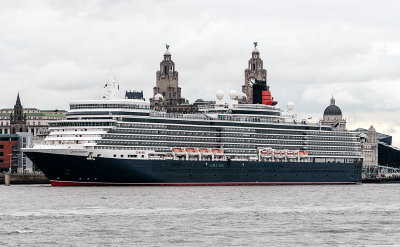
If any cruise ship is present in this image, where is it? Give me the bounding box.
[23,79,362,186]
[24,45,362,185]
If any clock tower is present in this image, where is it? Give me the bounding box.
[242,42,267,103]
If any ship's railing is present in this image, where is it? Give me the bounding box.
[150,112,213,120]
[30,144,86,149]
[197,103,279,111]
[232,104,279,111]
[150,110,326,127]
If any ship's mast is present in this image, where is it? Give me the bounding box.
[104,77,118,100]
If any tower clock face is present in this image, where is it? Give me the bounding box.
[248,77,256,87]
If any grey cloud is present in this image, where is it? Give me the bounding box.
[1,0,400,145]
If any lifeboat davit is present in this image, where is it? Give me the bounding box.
[274,150,285,159]
[260,148,273,158]
[286,150,298,159]
[164,153,174,160]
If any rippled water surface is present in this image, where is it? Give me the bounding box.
[1,184,399,246]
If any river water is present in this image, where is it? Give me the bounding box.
[0,184,399,246]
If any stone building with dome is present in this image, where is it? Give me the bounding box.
[321,96,346,130]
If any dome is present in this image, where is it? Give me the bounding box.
[164,50,171,55]
[323,96,342,116]
[239,92,247,100]
[154,93,164,101]
[252,48,259,53]
[229,90,238,100]
[323,105,342,116]
[216,90,224,100]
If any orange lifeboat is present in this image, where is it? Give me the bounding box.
[186,148,199,155]
[299,151,308,157]
[172,148,185,156]
[199,148,212,155]
[211,149,224,154]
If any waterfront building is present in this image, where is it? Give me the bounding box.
[241,43,267,104]
[321,96,346,130]
[9,94,28,134]
[378,142,400,168]
[0,134,19,172]
[0,95,66,143]
[150,45,189,108]
[16,132,34,173]
[355,127,399,168]
[360,126,378,166]
[0,133,35,173]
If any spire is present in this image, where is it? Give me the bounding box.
[16,93,21,105]
[330,95,335,105]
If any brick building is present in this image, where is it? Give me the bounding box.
[0,134,19,172]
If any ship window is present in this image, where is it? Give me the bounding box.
[113,154,117,157]
[121,155,124,157]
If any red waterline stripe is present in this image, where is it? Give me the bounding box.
[50,180,358,186]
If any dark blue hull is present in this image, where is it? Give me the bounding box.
[25,152,362,185]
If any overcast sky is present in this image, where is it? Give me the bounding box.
[1,0,399,147]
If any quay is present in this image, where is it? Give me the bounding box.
[1,172,49,185]
[362,164,400,183]
[363,177,400,183]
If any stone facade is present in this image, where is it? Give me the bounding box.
[151,48,188,108]
[0,108,66,143]
[9,94,28,134]
[361,126,378,166]
[321,96,346,130]
[242,47,267,104]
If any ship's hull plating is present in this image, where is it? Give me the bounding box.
[25,151,362,186]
